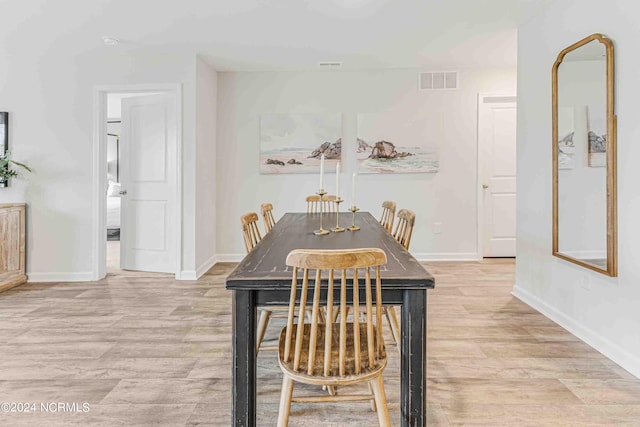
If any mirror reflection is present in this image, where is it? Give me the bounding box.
[557,40,607,269]
[553,34,616,276]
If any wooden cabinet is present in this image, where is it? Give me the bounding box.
[0,203,26,293]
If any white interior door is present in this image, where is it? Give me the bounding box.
[479,95,517,257]
[120,93,176,273]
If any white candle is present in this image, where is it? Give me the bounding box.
[351,173,356,207]
[336,163,341,198]
[319,154,325,190]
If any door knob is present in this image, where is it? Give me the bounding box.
[482,184,489,189]
[119,190,127,195]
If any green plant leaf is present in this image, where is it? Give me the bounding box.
[9,160,32,172]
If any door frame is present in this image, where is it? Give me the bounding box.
[476,93,517,260]
[92,83,183,280]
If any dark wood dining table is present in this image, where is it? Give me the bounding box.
[226,212,435,426]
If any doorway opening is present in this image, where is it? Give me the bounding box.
[477,94,517,259]
[92,84,183,280]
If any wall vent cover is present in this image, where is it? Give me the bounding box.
[318,61,342,68]
[419,71,458,90]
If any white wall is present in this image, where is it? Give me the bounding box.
[515,0,640,378]
[195,58,218,276]
[216,68,516,259]
[0,5,201,280]
[106,92,160,120]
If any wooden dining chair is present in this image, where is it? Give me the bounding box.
[392,209,415,251]
[380,208,417,354]
[306,194,338,213]
[241,212,262,252]
[277,248,391,427]
[241,212,277,353]
[379,201,396,232]
[261,203,276,233]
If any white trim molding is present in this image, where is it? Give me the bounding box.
[177,254,218,280]
[92,83,183,281]
[28,272,94,283]
[215,254,245,263]
[196,254,217,278]
[513,285,640,379]
[178,271,197,281]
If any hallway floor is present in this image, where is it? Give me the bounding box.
[0,259,638,426]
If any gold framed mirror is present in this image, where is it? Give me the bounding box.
[552,33,617,276]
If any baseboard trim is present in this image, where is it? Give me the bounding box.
[512,284,640,379]
[412,252,479,262]
[215,253,245,263]
[196,254,217,278]
[27,272,94,283]
[177,270,197,280]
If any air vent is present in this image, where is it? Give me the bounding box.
[419,71,458,91]
[318,61,342,68]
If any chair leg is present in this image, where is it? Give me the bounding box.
[369,375,391,427]
[256,309,272,354]
[277,376,295,427]
[386,306,401,357]
[383,308,397,345]
[367,382,377,412]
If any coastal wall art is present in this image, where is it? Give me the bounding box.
[587,105,606,167]
[260,113,342,174]
[356,111,440,173]
[557,107,575,170]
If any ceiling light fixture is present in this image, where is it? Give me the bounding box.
[102,36,120,46]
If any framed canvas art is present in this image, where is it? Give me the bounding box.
[356,111,439,174]
[260,113,342,174]
[557,107,575,170]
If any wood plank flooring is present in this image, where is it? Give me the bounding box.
[0,259,638,426]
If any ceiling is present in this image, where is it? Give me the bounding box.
[4,0,555,70]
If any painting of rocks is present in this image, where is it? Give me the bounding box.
[260,113,342,174]
[356,112,439,173]
[587,106,606,167]
[558,107,575,170]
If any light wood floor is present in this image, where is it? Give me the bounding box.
[0,259,638,426]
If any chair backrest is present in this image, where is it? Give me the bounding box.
[379,201,396,232]
[306,194,338,213]
[241,212,262,253]
[392,209,415,250]
[283,248,387,378]
[261,203,276,233]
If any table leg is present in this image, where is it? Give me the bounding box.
[401,289,427,427]
[232,290,256,427]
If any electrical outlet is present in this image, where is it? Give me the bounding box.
[433,222,442,234]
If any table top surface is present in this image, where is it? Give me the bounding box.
[226,212,435,290]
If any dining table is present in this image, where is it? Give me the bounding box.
[226,211,435,426]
